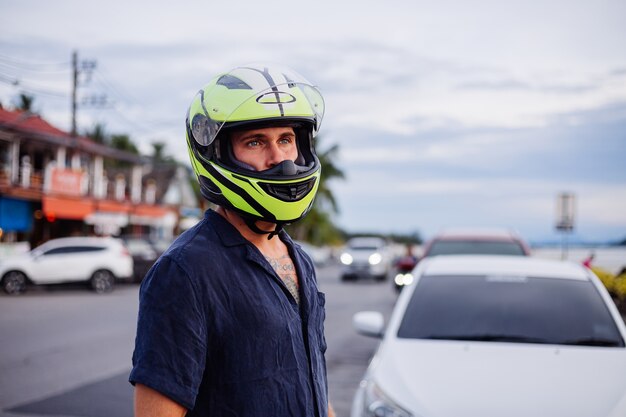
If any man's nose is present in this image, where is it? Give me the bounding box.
[266,143,284,167]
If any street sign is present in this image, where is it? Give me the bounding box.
[556,192,575,232]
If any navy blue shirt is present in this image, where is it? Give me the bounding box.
[129,210,328,416]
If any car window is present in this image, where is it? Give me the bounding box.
[397,275,625,347]
[43,246,106,255]
[427,240,526,256]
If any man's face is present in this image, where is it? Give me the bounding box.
[230,126,298,171]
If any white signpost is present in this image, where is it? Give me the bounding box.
[555,192,576,260]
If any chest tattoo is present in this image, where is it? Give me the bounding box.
[264,254,300,304]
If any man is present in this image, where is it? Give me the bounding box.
[130,64,334,417]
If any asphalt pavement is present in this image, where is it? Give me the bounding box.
[0,263,398,417]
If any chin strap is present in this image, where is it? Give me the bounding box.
[243,218,285,240]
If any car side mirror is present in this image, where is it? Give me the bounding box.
[353,311,385,338]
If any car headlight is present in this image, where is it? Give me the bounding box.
[340,253,353,265]
[369,253,382,265]
[362,380,412,417]
[394,273,414,286]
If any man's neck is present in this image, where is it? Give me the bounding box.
[216,207,284,254]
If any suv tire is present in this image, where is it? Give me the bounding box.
[90,270,115,294]
[2,271,27,295]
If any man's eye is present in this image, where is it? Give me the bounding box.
[246,140,260,147]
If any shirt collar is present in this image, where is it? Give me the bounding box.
[205,209,292,248]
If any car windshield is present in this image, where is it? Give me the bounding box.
[397,275,625,347]
[350,245,379,250]
[427,240,526,256]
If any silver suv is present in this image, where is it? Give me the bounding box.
[340,237,392,281]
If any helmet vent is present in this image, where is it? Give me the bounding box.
[216,74,252,90]
[259,178,316,202]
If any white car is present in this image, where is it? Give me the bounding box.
[295,241,332,266]
[0,237,133,294]
[352,255,626,417]
[340,237,392,281]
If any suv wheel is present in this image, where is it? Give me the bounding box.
[2,271,27,295]
[90,270,115,294]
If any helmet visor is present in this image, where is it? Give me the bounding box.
[189,64,324,147]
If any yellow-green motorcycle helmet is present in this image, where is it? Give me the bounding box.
[185,64,325,229]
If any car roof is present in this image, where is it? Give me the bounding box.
[37,236,119,248]
[348,236,386,244]
[421,255,589,281]
[433,228,523,241]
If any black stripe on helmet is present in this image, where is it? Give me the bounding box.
[205,162,276,221]
[242,66,285,117]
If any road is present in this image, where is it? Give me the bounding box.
[0,263,398,417]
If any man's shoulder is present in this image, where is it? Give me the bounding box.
[147,214,239,287]
[167,217,227,259]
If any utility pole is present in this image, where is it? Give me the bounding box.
[71,51,78,136]
[70,50,98,137]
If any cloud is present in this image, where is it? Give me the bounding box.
[2,0,626,242]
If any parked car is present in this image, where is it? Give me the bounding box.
[0,237,133,294]
[352,255,626,417]
[121,236,161,282]
[423,228,531,257]
[394,228,530,290]
[295,241,332,266]
[340,237,392,281]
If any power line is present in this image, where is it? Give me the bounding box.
[0,54,70,71]
[94,68,140,104]
[0,52,176,136]
[0,59,70,74]
[0,73,67,98]
[108,106,164,135]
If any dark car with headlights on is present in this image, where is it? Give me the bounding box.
[394,228,531,290]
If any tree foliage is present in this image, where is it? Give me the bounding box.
[86,123,108,144]
[14,93,36,113]
[285,136,345,246]
[86,124,141,167]
[151,141,175,163]
[111,134,138,154]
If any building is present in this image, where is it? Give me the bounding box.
[0,108,199,247]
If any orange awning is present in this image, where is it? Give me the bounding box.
[96,200,131,213]
[132,204,171,217]
[43,196,94,220]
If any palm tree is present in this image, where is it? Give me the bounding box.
[286,136,345,245]
[151,141,175,163]
[111,134,139,154]
[86,123,108,144]
[314,141,344,214]
[15,93,35,112]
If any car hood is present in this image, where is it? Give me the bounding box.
[372,339,626,417]
[346,249,383,261]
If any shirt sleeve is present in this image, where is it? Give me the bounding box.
[129,255,207,410]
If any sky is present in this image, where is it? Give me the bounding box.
[1,0,625,243]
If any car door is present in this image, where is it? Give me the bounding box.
[29,246,97,283]
[29,246,78,283]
